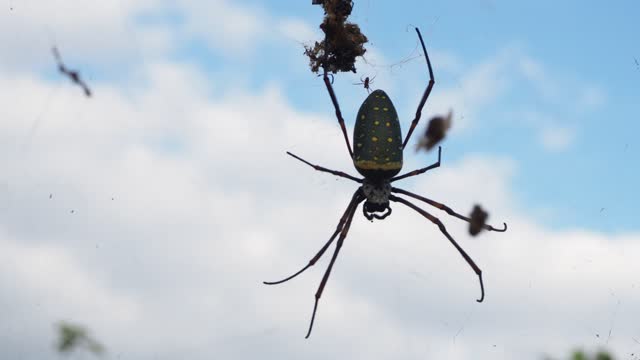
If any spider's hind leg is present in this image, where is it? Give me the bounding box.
[263,189,364,286]
[305,190,361,338]
[391,187,507,232]
[389,194,485,302]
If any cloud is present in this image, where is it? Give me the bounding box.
[539,125,576,151]
[277,18,319,44]
[0,4,628,360]
[168,0,268,55]
[577,85,606,110]
[517,55,560,101]
[0,0,160,70]
[1,55,639,360]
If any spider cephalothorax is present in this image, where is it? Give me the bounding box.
[264,27,508,338]
[361,179,391,220]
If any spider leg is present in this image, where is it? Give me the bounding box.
[286,152,363,183]
[402,27,436,150]
[51,46,62,65]
[263,190,364,286]
[391,187,507,232]
[389,194,485,302]
[77,79,92,97]
[306,192,361,338]
[322,66,354,159]
[323,68,354,159]
[319,73,334,84]
[391,146,441,182]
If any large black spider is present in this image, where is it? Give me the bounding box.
[264,27,507,338]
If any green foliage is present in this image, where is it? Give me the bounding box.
[545,349,615,360]
[569,349,613,360]
[56,321,105,357]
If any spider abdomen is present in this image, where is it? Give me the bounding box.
[353,89,403,181]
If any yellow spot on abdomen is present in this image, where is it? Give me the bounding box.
[357,143,362,147]
[387,137,393,143]
[361,115,365,120]
[373,107,380,111]
[386,122,390,127]
[383,107,389,111]
[371,136,379,142]
[374,120,380,125]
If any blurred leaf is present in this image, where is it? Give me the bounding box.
[56,321,104,357]
[595,351,613,360]
[572,350,587,360]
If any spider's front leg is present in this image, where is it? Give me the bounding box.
[322,67,354,160]
[402,27,436,150]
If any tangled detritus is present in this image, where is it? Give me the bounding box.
[306,0,368,74]
[469,204,489,236]
[416,110,453,152]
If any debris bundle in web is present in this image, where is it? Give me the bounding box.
[416,110,452,152]
[305,0,368,74]
[469,205,489,236]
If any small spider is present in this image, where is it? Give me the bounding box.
[264,27,507,338]
[353,75,375,93]
[52,47,92,97]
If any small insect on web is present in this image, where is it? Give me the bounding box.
[52,47,92,97]
[264,23,508,338]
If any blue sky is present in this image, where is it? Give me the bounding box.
[1,1,640,360]
[123,0,640,233]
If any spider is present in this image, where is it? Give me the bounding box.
[52,47,92,97]
[263,27,507,338]
[353,74,375,93]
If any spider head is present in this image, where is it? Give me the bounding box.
[361,179,392,220]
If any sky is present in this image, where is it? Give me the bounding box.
[1,0,639,359]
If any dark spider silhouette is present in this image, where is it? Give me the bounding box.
[52,47,92,97]
[264,27,507,338]
[353,75,375,93]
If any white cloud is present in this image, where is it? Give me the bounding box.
[539,125,576,151]
[578,85,606,110]
[518,55,560,101]
[420,47,516,132]
[0,0,159,70]
[0,3,627,360]
[1,57,638,360]
[172,0,268,55]
[277,18,319,44]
